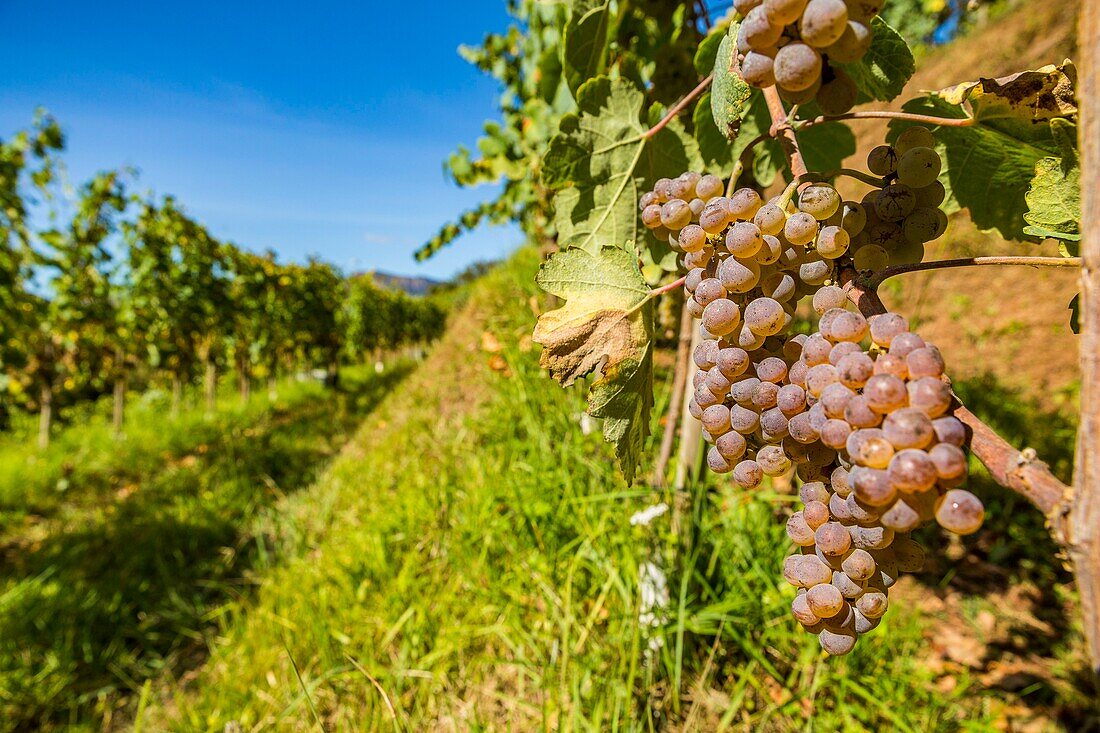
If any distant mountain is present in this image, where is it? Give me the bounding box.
[368,271,441,296]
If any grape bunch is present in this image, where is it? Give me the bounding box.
[776,300,983,654]
[850,126,948,271]
[640,171,871,489]
[732,0,884,114]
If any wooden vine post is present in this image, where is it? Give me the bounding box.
[1073,0,1100,675]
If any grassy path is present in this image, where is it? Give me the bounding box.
[0,365,412,731]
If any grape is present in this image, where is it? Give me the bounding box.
[799,183,842,220]
[868,312,908,347]
[873,352,908,380]
[693,278,726,306]
[816,225,850,258]
[867,221,903,248]
[841,549,876,581]
[741,6,784,48]
[696,174,724,200]
[820,382,855,418]
[757,234,784,265]
[754,201,787,235]
[678,224,707,253]
[807,584,846,619]
[893,126,936,155]
[805,363,840,397]
[725,221,764,258]
[788,412,819,443]
[802,333,832,366]
[641,204,663,228]
[694,384,720,409]
[752,381,780,409]
[800,0,849,47]
[744,297,786,336]
[729,404,760,434]
[853,244,889,271]
[701,299,741,336]
[823,310,868,343]
[851,465,897,506]
[897,146,942,188]
[935,489,985,534]
[836,352,874,389]
[788,359,809,388]
[886,448,938,492]
[669,176,695,201]
[718,256,761,293]
[819,627,857,656]
[661,199,692,230]
[892,535,925,572]
[800,481,830,504]
[866,145,898,176]
[820,418,852,449]
[832,570,865,600]
[774,42,823,92]
[687,398,703,421]
[844,395,881,428]
[699,199,731,234]
[761,271,797,302]
[855,590,888,618]
[741,49,777,87]
[716,347,751,378]
[683,248,711,270]
[816,71,859,116]
[863,374,908,413]
[756,356,789,384]
[881,408,935,449]
[689,198,706,217]
[907,376,951,417]
[829,341,864,368]
[880,496,921,532]
[824,20,872,62]
[792,593,821,625]
[811,285,846,314]
[848,430,895,469]
[707,446,735,473]
[777,384,807,415]
[705,367,733,396]
[906,345,945,379]
[760,407,790,438]
[784,211,819,245]
[701,404,732,435]
[929,442,967,480]
[686,299,705,319]
[932,416,967,447]
[848,524,894,550]
[914,179,946,208]
[758,444,792,476]
[889,331,926,358]
[733,459,764,488]
[738,322,768,351]
[764,0,810,24]
[903,206,948,244]
[875,184,917,222]
[729,188,764,219]
[798,253,833,286]
[693,339,719,370]
[839,200,867,236]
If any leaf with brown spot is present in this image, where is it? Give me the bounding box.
[533,247,653,484]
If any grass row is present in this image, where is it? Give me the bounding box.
[0,364,412,731]
[135,248,1093,732]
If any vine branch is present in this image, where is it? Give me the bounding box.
[650,275,687,298]
[795,110,976,131]
[645,74,714,139]
[867,256,1083,288]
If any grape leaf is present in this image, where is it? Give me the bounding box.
[543,77,702,256]
[563,3,610,97]
[837,17,915,102]
[694,21,730,76]
[890,62,1078,241]
[533,246,654,484]
[1023,119,1081,246]
[710,25,751,140]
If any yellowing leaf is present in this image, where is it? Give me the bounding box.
[533,247,653,483]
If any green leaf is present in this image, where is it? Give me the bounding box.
[694,22,730,76]
[693,92,734,175]
[533,247,654,484]
[1024,119,1081,246]
[890,62,1078,241]
[543,77,702,256]
[710,26,752,140]
[798,121,857,174]
[563,3,610,97]
[837,17,915,102]
[1069,293,1080,334]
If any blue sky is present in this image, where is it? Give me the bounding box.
[0,1,522,280]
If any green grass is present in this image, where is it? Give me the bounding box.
[0,364,412,731]
[135,248,1074,732]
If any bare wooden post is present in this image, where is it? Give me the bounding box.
[37,382,52,450]
[1072,0,1100,675]
[654,301,693,488]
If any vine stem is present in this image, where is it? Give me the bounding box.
[649,275,687,298]
[796,110,977,130]
[645,74,714,139]
[763,86,808,178]
[867,256,1083,288]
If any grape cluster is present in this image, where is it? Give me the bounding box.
[778,302,983,655]
[732,0,884,113]
[640,171,869,489]
[849,126,949,271]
